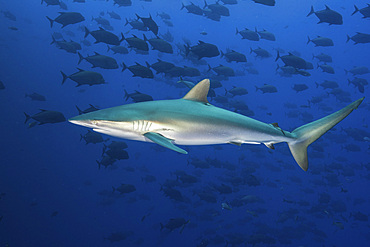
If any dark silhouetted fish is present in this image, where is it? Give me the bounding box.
[347,32,370,44]
[24,110,66,125]
[208,64,235,76]
[46,12,85,28]
[2,10,16,21]
[144,35,173,53]
[41,0,61,6]
[307,36,334,47]
[276,51,307,69]
[124,90,153,103]
[236,28,259,41]
[352,4,370,18]
[221,50,247,63]
[78,52,118,69]
[80,130,106,144]
[204,1,230,16]
[307,5,343,25]
[185,41,220,59]
[252,0,275,6]
[136,14,158,35]
[122,62,154,78]
[255,84,277,93]
[149,59,175,74]
[250,47,271,58]
[51,37,81,53]
[76,104,99,115]
[125,18,147,31]
[122,34,148,51]
[107,45,128,54]
[25,92,46,101]
[257,29,276,41]
[181,2,203,15]
[61,68,106,86]
[113,0,132,7]
[84,27,123,45]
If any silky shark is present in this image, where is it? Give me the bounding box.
[69,79,364,171]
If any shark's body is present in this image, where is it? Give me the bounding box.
[69,79,364,171]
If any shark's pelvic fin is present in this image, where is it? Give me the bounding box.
[288,97,364,171]
[182,78,210,103]
[144,132,188,154]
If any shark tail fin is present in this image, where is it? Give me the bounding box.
[288,97,364,171]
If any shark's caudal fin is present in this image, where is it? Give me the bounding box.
[288,97,364,171]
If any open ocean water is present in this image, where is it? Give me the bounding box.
[0,0,369,246]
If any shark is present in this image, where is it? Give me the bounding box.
[69,79,364,171]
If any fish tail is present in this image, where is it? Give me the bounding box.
[307,36,311,44]
[121,62,127,72]
[112,186,115,193]
[107,45,110,52]
[207,64,212,72]
[24,112,31,124]
[235,27,239,35]
[50,36,56,45]
[119,33,124,43]
[181,2,185,10]
[124,18,129,26]
[124,89,129,101]
[46,16,54,28]
[60,71,68,84]
[315,82,319,88]
[75,105,83,115]
[255,86,259,92]
[346,35,351,43]
[84,26,90,38]
[276,64,280,71]
[351,5,359,16]
[160,223,164,231]
[275,50,280,62]
[203,0,208,8]
[307,6,315,17]
[77,52,84,64]
[287,97,364,171]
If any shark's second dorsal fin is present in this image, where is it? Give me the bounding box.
[182,79,210,103]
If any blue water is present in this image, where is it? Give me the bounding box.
[0,0,369,246]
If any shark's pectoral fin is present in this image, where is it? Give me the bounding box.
[144,132,188,154]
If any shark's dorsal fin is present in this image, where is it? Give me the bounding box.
[182,79,210,103]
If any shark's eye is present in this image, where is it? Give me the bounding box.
[91,120,98,125]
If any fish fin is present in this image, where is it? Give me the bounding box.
[182,79,210,103]
[24,112,31,124]
[288,97,364,171]
[228,141,242,146]
[264,143,275,150]
[144,132,188,154]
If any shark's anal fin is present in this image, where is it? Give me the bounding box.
[264,143,275,150]
[228,141,242,146]
[144,132,188,154]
